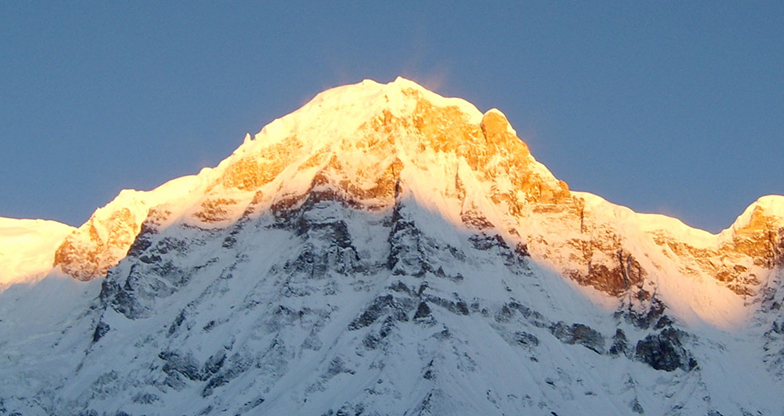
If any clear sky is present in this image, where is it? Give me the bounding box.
[2,2,782,232]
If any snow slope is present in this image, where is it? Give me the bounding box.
[0,217,74,287]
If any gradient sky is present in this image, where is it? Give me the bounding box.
[2,2,782,233]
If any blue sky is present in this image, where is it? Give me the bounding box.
[2,2,782,232]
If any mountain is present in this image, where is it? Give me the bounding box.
[1,78,783,415]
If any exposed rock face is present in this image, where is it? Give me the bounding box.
[646,202,784,297]
[549,321,606,354]
[54,206,143,281]
[634,328,697,372]
[52,176,201,281]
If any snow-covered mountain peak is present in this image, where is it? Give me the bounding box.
[239,77,482,152]
[731,195,784,234]
[54,78,550,280]
[46,78,782,313]
[202,77,567,208]
[3,78,784,415]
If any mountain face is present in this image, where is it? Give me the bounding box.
[1,78,783,416]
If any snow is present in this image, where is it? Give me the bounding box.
[0,217,74,287]
[230,78,482,161]
[730,194,784,232]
